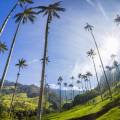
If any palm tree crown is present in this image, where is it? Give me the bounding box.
[86,71,92,77]
[58,76,63,83]
[106,66,113,71]
[16,58,27,69]
[64,82,67,87]
[0,42,8,54]
[70,76,74,80]
[69,84,73,88]
[113,60,119,68]
[34,1,65,22]
[77,80,80,84]
[18,0,33,7]
[81,74,87,80]
[78,73,82,79]
[84,23,94,31]
[14,8,36,24]
[87,49,96,58]
[114,14,120,25]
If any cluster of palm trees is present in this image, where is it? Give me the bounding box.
[57,52,120,111]
[105,54,120,86]
[84,23,112,99]
[57,72,93,108]
[56,15,120,109]
[0,1,65,120]
[84,16,120,99]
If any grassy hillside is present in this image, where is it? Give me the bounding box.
[0,83,119,120]
[43,88,120,120]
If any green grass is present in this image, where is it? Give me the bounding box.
[43,89,120,120]
[0,93,38,110]
[0,84,120,120]
[97,107,120,120]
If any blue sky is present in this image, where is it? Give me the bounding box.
[1,0,120,89]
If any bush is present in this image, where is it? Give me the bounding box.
[72,90,99,106]
[62,103,73,110]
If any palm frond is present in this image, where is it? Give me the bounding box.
[0,42,8,53]
[14,8,36,24]
[16,58,28,69]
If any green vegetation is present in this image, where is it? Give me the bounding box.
[97,107,120,120]
[43,87,120,120]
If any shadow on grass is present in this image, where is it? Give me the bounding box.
[70,97,120,120]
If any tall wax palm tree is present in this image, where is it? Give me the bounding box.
[57,76,63,112]
[106,66,113,81]
[0,8,36,91]
[9,58,27,116]
[82,75,88,92]
[70,76,75,99]
[85,23,112,99]
[78,73,84,93]
[35,2,65,119]
[69,84,73,100]
[0,42,8,54]
[57,82,61,110]
[113,60,120,81]
[63,82,68,103]
[0,0,33,37]
[76,80,81,94]
[87,49,103,101]
[86,71,92,90]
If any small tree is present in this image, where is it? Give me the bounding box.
[9,58,27,116]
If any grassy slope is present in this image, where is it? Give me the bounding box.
[43,88,120,120]
[97,107,120,120]
[0,93,38,111]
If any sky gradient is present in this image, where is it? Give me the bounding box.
[1,0,120,89]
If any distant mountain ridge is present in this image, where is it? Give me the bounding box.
[2,80,40,97]
[2,80,80,99]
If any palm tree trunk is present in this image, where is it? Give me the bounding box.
[0,3,18,37]
[88,78,92,90]
[73,88,74,100]
[116,66,120,82]
[71,88,72,100]
[60,84,62,112]
[65,88,67,103]
[79,84,80,94]
[37,14,50,120]
[84,81,87,92]
[0,20,21,91]
[9,69,20,117]
[81,80,84,93]
[92,56,103,101]
[90,30,112,99]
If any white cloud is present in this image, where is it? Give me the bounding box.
[28,59,40,65]
[71,27,120,81]
[49,83,59,89]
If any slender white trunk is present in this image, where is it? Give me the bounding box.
[0,20,21,91]
[37,14,50,120]
[0,3,18,37]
